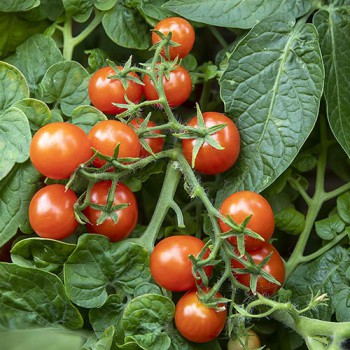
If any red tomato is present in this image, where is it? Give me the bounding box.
[29,184,78,240]
[129,118,164,157]
[150,235,212,292]
[227,329,261,350]
[143,65,192,108]
[182,112,240,175]
[88,66,143,115]
[83,181,138,242]
[231,242,285,296]
[88,120,140,167]
[175,288,227,343]
[152,17,195,60]
[30,122,93,179]
[219,191,275,251]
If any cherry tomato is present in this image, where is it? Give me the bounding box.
[219,191,275,251]
[152,17,195,60]
[129,118,164,157]
[143,65,192,108]
[175,288,227,343]
[29,184,78,240]
[83,181,138,242]
[88,120,140,167]
[150,235,212,292]
[231,242,285,296]
[182,112,240,175]
[227,330,261,350]
[30,122,93,180]
[88,66,143,115]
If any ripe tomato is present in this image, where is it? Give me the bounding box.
[175,288,227,343]
[182,112,240,175]
[88,66,143,115]
[29,184,78,240]
[88,120,140,167]
[30,122,93,180]
[152,17,195,60]
[227,330,261,350]
[143,65,192,108]
[231,242,285,296]
[219,191,275,251]
[129,118,164,157]
[83,181,138,242]
[150,235,212,292]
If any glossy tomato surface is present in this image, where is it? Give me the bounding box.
[227,329,261,350]
[175,289,227,343]
[30,122,92,179]
[219,191,275,250]
[88,66,143,114]
[83,181,138,242]
[152,17,195,60]
[182,112,240,175]
[130,118,164,157]
[150,235,212,292]
[231,242,285,296]
[143,65,192,108]
[88,120,140,167]
[29,184,78,240]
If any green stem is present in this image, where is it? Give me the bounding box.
[209,26,228,48]
[199,78,212,111]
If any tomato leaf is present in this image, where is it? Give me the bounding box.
[0,0,39,12]
[139,0,175,26]
[71,105,107,133]
[163,0,312,29]
[337,192,350,224]
[64,234,151,308]
[217,15,324,202]
[275,207,305,236]
[314,7,350,157]
[0,263,83,329]
[6,34,63,93]
[315,214,345,240]
[38,61,90,117]
[94,0,117,11]
[62,0,94,23]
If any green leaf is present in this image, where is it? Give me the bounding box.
[315,214,345,240]
[0,0,39,12]
[217,16,324,201]
[11,238,76,274]
[6,34,63,93]
[102,3,151,50]
[64,234,151,308]
[0,161,41,246]
[94,0,117,11]
[337,192,350,223]
[71,105,107,133]
[275,207,305,236]
[62,0,94,22]
[0,61,29,112]
[292,153,317,172]
[123,294,174,350]
[85,48,109,72]
[139,0,175,25]
[39,61,90,116]
[21,0,65,21]
[314,8,350,157]
[0,107,31,180]
[163,0,312,29]
[0,263,83,329]
[12,98,51,132]
[134,282,162,297]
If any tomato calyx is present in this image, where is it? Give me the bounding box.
[150,29,181,60]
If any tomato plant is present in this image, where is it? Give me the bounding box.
[150,235,212,291]
[227,330,261,350]
[30,122,93,179]
[83,181,138,242]
[29,184,78,240]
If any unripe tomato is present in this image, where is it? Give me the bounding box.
[152,17,195,60]
[227,330,261,350]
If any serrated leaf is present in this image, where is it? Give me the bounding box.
[0,0,39,12]
[217,15,324,202]
[275,207,305,235]
[315,214,345,240]
[71,105,107,133]
[163,0,312,29]
[314,8,350,157]
[337,192,350,224]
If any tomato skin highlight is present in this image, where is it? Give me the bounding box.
[150,235,212,292]
[88,66,143,115]
[130,118,164,158]
[30,122,93,180]
[88,120,140,167]
[175,289,227,343]
[219,191,275,251]
[231,242,285,296]
[83,181,138,242]
[143,65,192,108]
[152,17,195,60]
[227,330,261,350]
[182,112,240,175]
[29,184,78,240]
